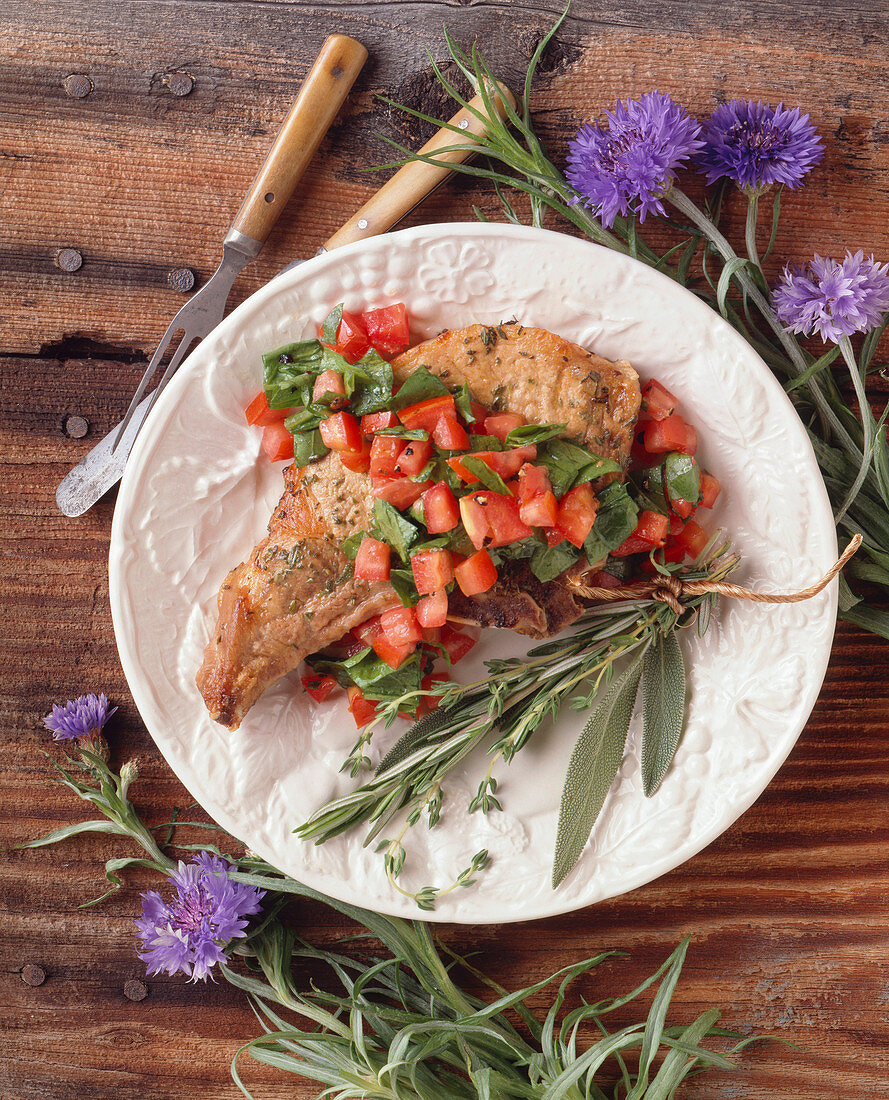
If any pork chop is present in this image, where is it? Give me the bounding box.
[197,323,640,729]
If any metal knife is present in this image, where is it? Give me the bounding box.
[56,84,514,517]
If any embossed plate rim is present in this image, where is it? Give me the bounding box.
[109,222,837,923]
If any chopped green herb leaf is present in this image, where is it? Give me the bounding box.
[341,531,364,560]
[583,480,639,564]
[537,438,622,497]
[320,303,344,346]
[529,540,581,582]
[663,451,701,505]
[350,349,394,416]
[460,454,513,496]
[504,422,567,447]
[374,427,430,440]
[469,434,504,452]
[292,428,328,466]
[262,340,323,408]
[372,499,420,562]
[390,366,450,410]
[389,568,420,606]
[454,382,479,423]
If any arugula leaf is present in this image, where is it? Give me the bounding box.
[505,422,567,447]
[389,366,450,410]
[262,340,323,408]
[389,567,419,606]
[454,382,479,423]
[320,303,344,346]
[469,434,504,452]
[285,404,329,434]
[583,480,639,564]
[341,531,364,561]
[350,349,394,415]
[460,455,512,496]
[292,428,329,466]
[372,499,420,562]
[537,439,622,497]
[529,540,581,582]
[663,452,701,505]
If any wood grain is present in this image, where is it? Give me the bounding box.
[3,2,889,1098]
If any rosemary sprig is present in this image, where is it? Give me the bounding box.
[26,750,781,1100]
[297,543,738,906]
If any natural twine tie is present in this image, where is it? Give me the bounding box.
[568,534,862,616]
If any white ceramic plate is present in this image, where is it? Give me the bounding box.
[110,223,837,924]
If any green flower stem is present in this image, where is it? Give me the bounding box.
[744,191,761,270]
[667,187,865,465]
[835,335,876,522]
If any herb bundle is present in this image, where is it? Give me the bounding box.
[26,742,774,1099]
[374,12,889,639]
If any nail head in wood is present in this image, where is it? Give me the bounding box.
[55,248,83,273]
[123,979,148,1001]
[165,72,194,97]
[21,964,46,986]
[167,267,195,292]
[64,415,89,439]
[64,74,93,99]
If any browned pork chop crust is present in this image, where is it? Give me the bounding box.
[197,323,641,728]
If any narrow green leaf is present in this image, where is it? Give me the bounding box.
[640,631,687,797]
[552,652,645,888]
[716,257,749,319]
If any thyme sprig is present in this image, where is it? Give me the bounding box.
[297,542,738,906]
[28,750,781,1099]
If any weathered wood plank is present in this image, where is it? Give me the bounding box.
[4,1,889,1097]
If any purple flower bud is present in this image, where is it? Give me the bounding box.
[773,251,889,343]
[43,693,117,742]
[566,91,704,227]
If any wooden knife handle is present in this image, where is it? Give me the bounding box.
[322,85,516,251]
[229,34,367,246]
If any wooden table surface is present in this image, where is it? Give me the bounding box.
[3,2,889,1097]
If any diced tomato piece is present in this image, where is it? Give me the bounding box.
[634,509,669,547]
[432,415,470,451]
[483,413,525,442]
[440,623,477,664]
[611,534,654,557]
[657,543,687,563]
[468,401,490,428]
[455,548,498,596]
[416,589,448,628]
[339,437,372,473]
[371,634,416,669]
[545,527,567,547]
[245,392,291,427]
[394,438,433,477]
[319,411,362,453]
[673,518,709,560]
[361,410,400,436]
[335,310,370,363]
[516,463,552,503]
[699,472,721,509]
[669,498,695,520]
[447,446,537,484]
[261,422,294,462]
[355,537,391,582]
[519,490,558,528]
[369,435,405,477]
[644,415,697,455]
[411,549,454,595]
[372,478,431,510]
[353,616,382,644]
[419,670,451,713]
[301,673,338,703]
[363,303,410,357]
[640,379,679,421]
[422,482,460,533]
[458,494,490,549]
[312,370,347,406]
[474,491,533,547]
[380,605,422,646]
[556,484,599,548]
[347,686,379,727]
[322,630,367,659]
[398,395,456,432]
[586,570,623,590]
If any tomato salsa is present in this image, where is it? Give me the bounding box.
[246,303,721,727]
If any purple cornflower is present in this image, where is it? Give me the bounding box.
[697,99,824,192]
[136,852,265,982]
[566,91,704,227]
[43,693,117,742]
[773,251,889,342]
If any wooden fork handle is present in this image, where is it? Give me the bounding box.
[322,85,516,251]
[229,34,367,247]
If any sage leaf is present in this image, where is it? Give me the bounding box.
[640,631,687,797]
[552,652,645,889]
